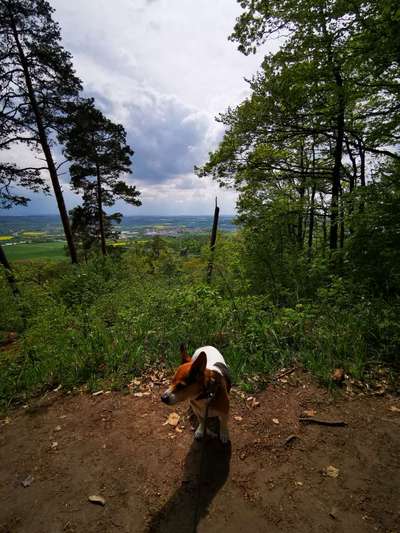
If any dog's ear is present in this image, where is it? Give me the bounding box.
[189,351,207,378]
[180,343,191,364]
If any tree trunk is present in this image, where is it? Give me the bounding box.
[339,189,345,249]
[358,139,366,187]
[329,66,345,250]
[307,183,317,258]
[95,162,107,256]
[322,205,327,257]
[0,245,20,298]
[8,11,78,264]
[320,13,345,251]
[297,144,306,248]
[206,198,220,283]
[345,137,357,192]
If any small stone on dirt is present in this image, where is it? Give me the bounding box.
[92,390,104,396]
[324,465,340,478]
[51,441,58,449]
[234,416,243,422]
[54,425,62,432]
[88,495,106,506]
[21,475,34,488]
[329,507,338,519]
[389,406,400,412]
[272,418,280,425]
[295,481,303,486]
[164,413,180,427]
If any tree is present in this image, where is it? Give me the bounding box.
[0,161,48,295]
[199,0,399,257]
[70,191,122,262]
[0,0,82,263]
[60,98,141,255]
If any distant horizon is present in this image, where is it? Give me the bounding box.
[0,213,236,218]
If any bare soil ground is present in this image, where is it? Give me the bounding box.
[0,371,399,533]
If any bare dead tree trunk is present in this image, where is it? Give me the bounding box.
[206,198,220,283]
[8,10,78,264]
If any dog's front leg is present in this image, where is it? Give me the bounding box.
[194,414,217,440]
[194,416,205,440]
[219,414,230,444]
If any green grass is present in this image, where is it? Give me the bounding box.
[0,236,399,409]
[5,242,67,262]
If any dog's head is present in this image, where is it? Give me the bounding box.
[161,344,207,405]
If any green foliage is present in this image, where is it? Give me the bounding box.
[1,236,399,409]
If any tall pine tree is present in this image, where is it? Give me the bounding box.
[0,0,82,263]
[60,98,141,256]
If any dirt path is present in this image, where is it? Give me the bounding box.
[0,374,399,533]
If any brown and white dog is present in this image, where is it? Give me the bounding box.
[161,344,231,444]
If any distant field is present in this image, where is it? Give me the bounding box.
[5,242,67,262]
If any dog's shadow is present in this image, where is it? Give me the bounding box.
[146,425,231,532]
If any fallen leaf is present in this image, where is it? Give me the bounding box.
[88,495,106,506]
[272,418,280,425]
[234,416,243,422]
[134,391,151,397]
[389,406,400,412]
[164,413,180,427]
[303,409,317,417]
[21,475,34,488]
[331,368,345,383]
[324,465,339,478]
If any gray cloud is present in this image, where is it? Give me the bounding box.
[5,0,265,216]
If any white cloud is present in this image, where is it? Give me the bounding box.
[6,0,265,215]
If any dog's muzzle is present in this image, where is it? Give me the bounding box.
[161,392,170,404]
[161,390,177,405]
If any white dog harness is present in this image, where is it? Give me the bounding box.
[192,345,227,375]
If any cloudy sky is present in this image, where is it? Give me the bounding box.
[10,0,264,216]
